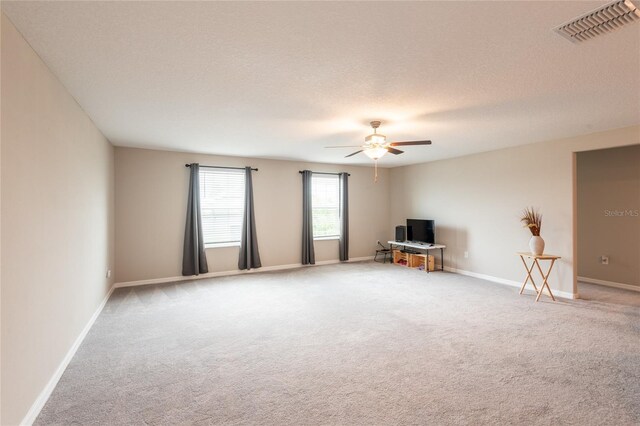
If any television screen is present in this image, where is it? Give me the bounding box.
[406,219,435,244]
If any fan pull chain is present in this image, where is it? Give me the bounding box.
[374,160,378,183]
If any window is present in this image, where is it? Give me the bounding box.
[312,174,340,239]
[199,168,245,246]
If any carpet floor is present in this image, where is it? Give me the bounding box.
[36,262,640,425]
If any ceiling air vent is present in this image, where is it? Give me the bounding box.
[554,0,640,43]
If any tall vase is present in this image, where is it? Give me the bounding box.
[529,236,545,255]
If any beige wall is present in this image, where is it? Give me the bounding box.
[577,145,640,287]
[115,147,390,283]
[1,14,115,425]
[389,126,640,295]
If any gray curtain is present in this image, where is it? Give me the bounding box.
[182,163,209,276]
[239,167,262,270]
[301,170,315,265]
[339,172,349,261]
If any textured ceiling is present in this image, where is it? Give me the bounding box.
[2,1,640,167]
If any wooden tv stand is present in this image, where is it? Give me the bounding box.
[388,241,446,273]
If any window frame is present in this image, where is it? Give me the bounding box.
[198,168,246,248]
[311,173,341,240]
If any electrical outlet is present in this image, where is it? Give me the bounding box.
[106,269,112,278]
[601,256,609,265]
[464,251,469,259]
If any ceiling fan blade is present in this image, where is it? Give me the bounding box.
[387,147,404,155]
[390,140,432,146]
[345,150,363,158]
[325,145,363,148]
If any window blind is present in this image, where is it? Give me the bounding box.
[199,168,245,244]
[312,174,340,238]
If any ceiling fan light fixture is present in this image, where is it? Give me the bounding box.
[365,133,386,145]
[363,146,388,160]
[324,120,432,182]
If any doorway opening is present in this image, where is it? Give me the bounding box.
[574,145,640,303]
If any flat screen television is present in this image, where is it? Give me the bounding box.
[406,219,435,244]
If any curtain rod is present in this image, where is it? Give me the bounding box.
[298,171,350,176]
[185,164,258,171]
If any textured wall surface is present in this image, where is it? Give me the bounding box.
[115,147,390,283]
[390,126,640,294]
[1,14,115,425]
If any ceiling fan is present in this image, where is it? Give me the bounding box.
[326,120,431,159]
[325,121,432,181]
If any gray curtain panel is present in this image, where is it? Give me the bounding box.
[239,167,262,270]
[339,172,349,261]
[182,163,209,276]
[301,170,315,265]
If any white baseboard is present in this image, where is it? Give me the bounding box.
[444,266,578,300]
[578,276,640,292]
[20,285,115,426]
[114,256,375,289]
